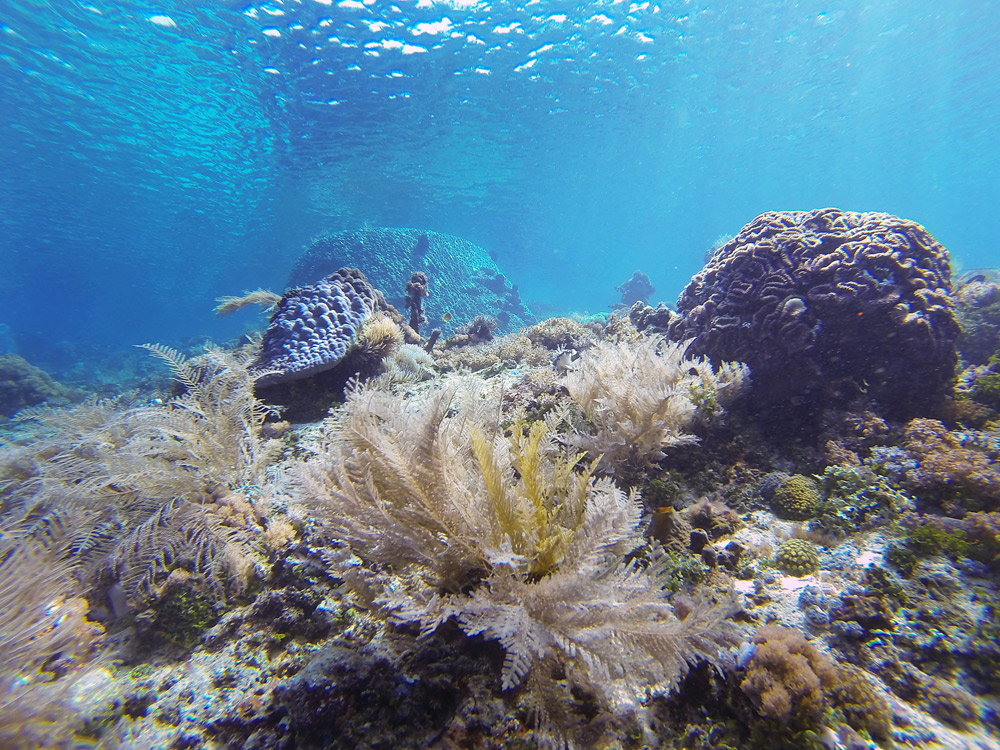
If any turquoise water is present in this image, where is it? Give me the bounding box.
[1,0,997,376]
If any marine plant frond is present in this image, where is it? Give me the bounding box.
[137,342,202,393]
[214,289,281,317]
[111,496,260,608]
[560,335,749,476]
[0,534,105,749]
[297,374,743,737]
[0,343,280,615]
[0,534,102,677]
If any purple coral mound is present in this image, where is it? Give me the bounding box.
[668,208,959,416]
[255,268,383,385]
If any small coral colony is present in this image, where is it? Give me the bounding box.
[2,208,999,749]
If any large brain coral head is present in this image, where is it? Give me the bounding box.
[668,208,959,424]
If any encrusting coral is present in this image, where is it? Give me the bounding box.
[296,377,742,730]
[254,267,387,385]
[903,417,1000,510]
[556,335,749,476]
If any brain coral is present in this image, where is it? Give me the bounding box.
[668,209,959,418]
[775,539,821,576]
[770,474,822,521]
[255,268,385,385]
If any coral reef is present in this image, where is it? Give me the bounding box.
[355,310,404,359]
[615,270,656,307]
[1,345,278,615]
[523,316,597,351]
[5,264,1000,749]
[740,625,838,723]
[444,313,498,347]
[373,342,437,386]
[769,474,823,521]
[0,536,104,749]
[902,417,1000,510]
[668,208,959,423]
[774,539,821,576]
[629,301,678,334]
[287,227,534,336]
[404,270,429,333]
[254,267,387,385]
[953,269,1000,366]
[0,353,81,417]
[556,336,749,476]
[296,379,742,733]
[828,662,893,741]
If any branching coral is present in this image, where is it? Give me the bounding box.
[557,335,748,475]
[296,378,742,727]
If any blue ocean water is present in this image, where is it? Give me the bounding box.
[1,0,998,380]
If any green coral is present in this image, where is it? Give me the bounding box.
[143,582,221,648]
[905,524,970,559]
[770,475,822,521]
[774,539,821,576]
[643,474,684,508]
[819,464,908,535]
[970,372,1000,410]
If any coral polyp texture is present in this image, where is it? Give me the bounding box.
[774,538,822,576]
[769,474,823,520]
[668,208,959,419]
[254,267,385,385]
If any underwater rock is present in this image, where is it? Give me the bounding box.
[0,353,81,416]
[953,268,1000,366]
[287,227,534,337]
[668,208,959,423]
[254,268,386,386]
[615,270,655,307]
[628,300,677,333]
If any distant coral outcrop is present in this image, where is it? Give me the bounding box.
[288,227,534,337]
[668,208,959,421]
[0,353,81,417]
